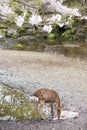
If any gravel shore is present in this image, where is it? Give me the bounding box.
[0,50,87,130]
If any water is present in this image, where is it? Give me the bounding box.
[0,38,87,59]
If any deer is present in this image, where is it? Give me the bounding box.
[33,88,62,119]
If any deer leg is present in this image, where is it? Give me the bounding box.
[57,107,61,119]
[50,103,54,118]
[37,100,45,118]
[56,99,61,119]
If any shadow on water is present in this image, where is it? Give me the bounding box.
[0,37,87,59]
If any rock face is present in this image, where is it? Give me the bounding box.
[0,83,38,120]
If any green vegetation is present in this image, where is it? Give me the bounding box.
[0,0,87,41]
[0,84,38,120]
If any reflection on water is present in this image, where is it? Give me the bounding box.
[0,83,38,121]
[0,38,87,59]
[46,43,87,59]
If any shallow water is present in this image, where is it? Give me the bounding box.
[0,38,87,59]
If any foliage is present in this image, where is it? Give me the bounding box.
[61,29,76,41]
[0,0,87,41]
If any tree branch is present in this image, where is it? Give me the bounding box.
[13,0,38,9]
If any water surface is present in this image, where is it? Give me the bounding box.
[0,38,87,59]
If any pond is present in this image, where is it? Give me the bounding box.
[0,37,87,59]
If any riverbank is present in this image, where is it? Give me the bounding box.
[0,50,87,130]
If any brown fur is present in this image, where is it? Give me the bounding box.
[33,88,62,119]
